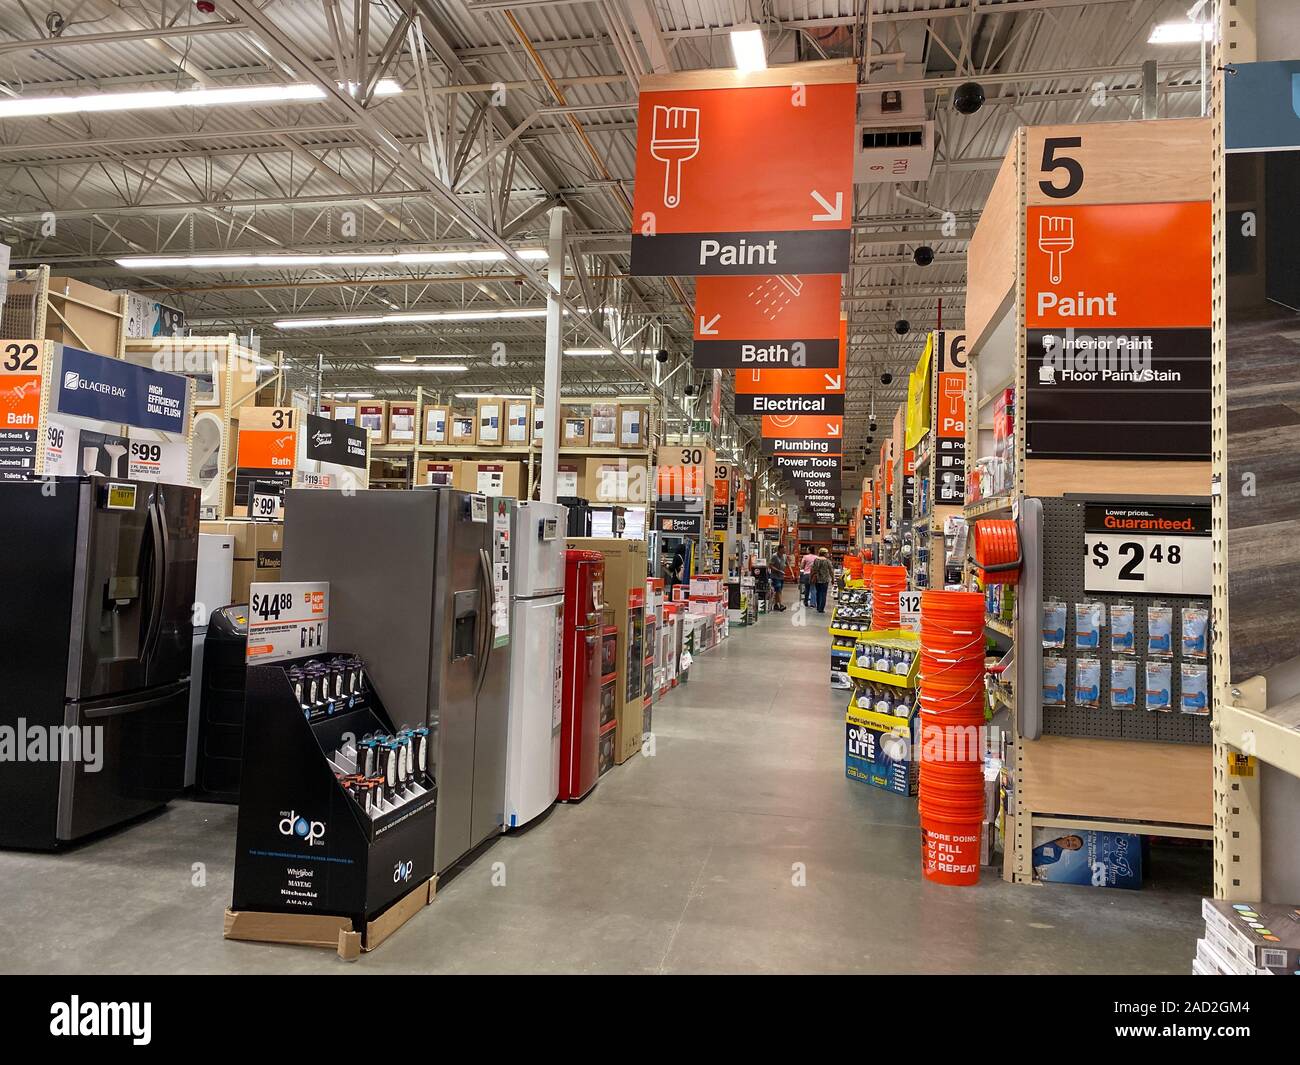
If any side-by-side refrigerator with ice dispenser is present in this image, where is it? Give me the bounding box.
[282,487,511,875]
[503,501,567,828]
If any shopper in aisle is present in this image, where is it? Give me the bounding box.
[800,548,817,605]
[769,546,788,611]
[811,548,833,614]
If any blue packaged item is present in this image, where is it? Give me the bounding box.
[1043,656,1066,706]
[1145,660,1172,711]
[1109,602,1135,653]
[1111,659,1137,708]
[1074,601,1103,649]
[1147,604,1173,656]
[1180,662,1209,716]
[1181,605,1209,659]
[1032,829,1143,889]
[1074,658,1101,707]
[1042,601,1067,649]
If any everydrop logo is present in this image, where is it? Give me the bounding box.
[279,810,325,846]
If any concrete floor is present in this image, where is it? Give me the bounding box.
[1,605,1209,974]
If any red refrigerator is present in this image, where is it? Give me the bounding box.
[560,550,604,801]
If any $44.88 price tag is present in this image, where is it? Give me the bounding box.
[246,581,329,663]
[1083,503,1211,596]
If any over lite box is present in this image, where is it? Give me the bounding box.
[1202,898,1300,974]
[1031,829,1142,889]
[845,705,917,797]
[568,536,646,764]
[200,519,283,605]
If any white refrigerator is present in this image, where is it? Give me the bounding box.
[504,500,567,828]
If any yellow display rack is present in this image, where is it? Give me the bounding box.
[845,630,920,688]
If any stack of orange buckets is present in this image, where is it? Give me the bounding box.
[871,566,907,628]
[917,590,986,886]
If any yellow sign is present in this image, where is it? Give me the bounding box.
[1228,753,1256,778]
[904,334,932,449]
[105,482,138,510]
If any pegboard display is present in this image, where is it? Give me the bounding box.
[1037,497,1212,746]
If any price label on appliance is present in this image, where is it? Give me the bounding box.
[246,581,329,663]
[898,591,922,631]
[1083,503,1210,595]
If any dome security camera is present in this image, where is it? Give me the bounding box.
[894,319,910,336]
[913,246,935,267]
[869,420,878,432]
[684,384,696,397]
[953,81,986,115]
[881,371,893,385]
[655,349,669,363]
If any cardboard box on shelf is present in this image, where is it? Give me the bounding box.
[533,407,545,444]
[200,519,283,604]
[1201,898,1300,974]
[590,403,618,447]
[332,403,358,425]
[585,456,648,504]
[387,400,418,444]
[421,405,450,445]
[567,537,647,764]
[416,460,456,487]
[357,401,388,444]
[845,705,917,797]
[476,399,503,446]
[1031,829,1143,889]
[450,411,477,445]
[455,460,524,498]
[618,403,648,448]
[505,399,532,444]
[561,407,590,446]
[555,462,582,498]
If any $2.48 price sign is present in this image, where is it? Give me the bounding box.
[246,582,329,663]
[1084,535,1210,595]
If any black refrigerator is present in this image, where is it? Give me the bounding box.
[0,477,199,848]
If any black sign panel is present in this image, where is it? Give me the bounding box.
[935,437,965,504]
[761,436,842,455]
[1084,503,1210,536]
[693,337,841,370]
[0,428,37,480]
[1025,328,1211,460]
[656,512,704,535]
[656,495,707,515]
[632,230,850,277]
[734,392,845,416]
[772,454,841,474]
[305,413,368,470]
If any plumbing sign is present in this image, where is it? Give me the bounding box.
[631,59,855,276]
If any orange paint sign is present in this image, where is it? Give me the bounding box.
[631,61,856,276]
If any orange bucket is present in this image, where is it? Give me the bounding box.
[920,819,982,886]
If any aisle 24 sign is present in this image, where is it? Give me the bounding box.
[631,60,855,276]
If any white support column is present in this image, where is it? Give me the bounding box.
[539,205,567,503]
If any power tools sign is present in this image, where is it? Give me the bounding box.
[631,60,856,277]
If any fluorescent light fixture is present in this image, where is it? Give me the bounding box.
[730,22,767,72]
[324,391,374,398]
[454,393,530,400]
[274,308,549,329]
[0,79,402,119]
[564,347,657,357]
[116,248,547,270]
[1147,20,1212,44]
[375,362,467,372]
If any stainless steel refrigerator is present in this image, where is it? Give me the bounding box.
[0,477,199,848]
[282,487,512,874]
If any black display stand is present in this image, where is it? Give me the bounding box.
[225,652,437,959]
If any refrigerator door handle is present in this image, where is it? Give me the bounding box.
[475,546,494,696]
[140,496,166,663]
[81,679,190,719]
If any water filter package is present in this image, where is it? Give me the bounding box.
[1146,660,1173,711]
[1109,602,1135,654]
[1110,659,1137,709]
[1180,662,1209,716]
[1043,656,1067,706]
[1074,601,1104,650]
[1042,601,1067,649]
[1074,658,1101,708]
[1181,605,1209,659]
[1147,604,1174,656]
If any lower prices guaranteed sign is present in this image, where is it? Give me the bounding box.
[1083,503,1210,595]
